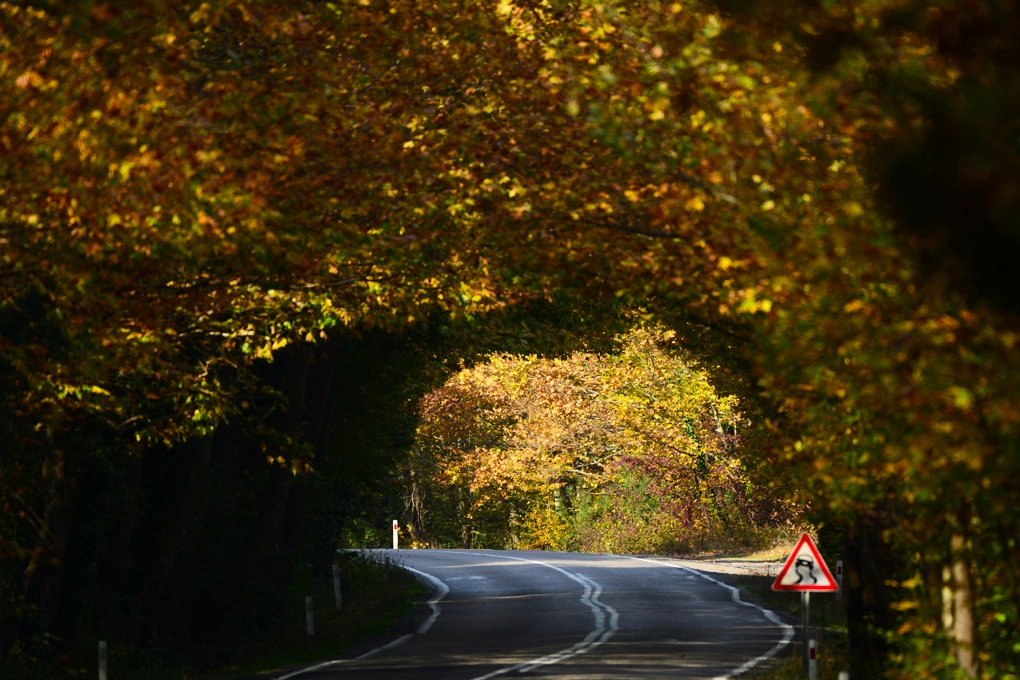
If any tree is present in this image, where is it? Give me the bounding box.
[410,325,794,553]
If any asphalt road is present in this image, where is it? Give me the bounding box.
[276,550,794,680]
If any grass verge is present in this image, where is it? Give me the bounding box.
[2,551,424,680]
[210,551,424,679]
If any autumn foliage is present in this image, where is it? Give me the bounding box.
[407,325,795,553]
[2,0,1020,676]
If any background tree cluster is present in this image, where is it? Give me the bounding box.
[2,0,1020,676]
[407,324,795,554]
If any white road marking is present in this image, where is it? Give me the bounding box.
[449,552,619,680]
[274,562,450,679]
[619,555,795,680]
[352,633,413,660]
[403,565,450,634]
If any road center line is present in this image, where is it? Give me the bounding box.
[448,551,619,680]
[618,555,795,680]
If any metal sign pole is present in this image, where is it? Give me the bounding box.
[802,591,810,678]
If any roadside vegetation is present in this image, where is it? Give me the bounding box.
[406,323,797,555]
[210,552,422,680]
[2,551,422,680]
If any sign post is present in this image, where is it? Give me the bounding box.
[836,560,843,603]
[392,520,399,550]
[772,533,838,678]
[802,593,810,673]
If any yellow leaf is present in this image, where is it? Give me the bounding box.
[947,386,974,411]
[890,600,920,611]
[190,3,211,23]
[844,300,865,313]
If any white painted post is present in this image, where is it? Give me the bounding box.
[808,639,818,680]
[392,519,399,550]
[98,641,107,680]
[333,564,343,610]
[836,560,844,603]
[305,596,314,636]
[839,673,850,680]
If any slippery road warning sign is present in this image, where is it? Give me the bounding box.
[771,533,838,592]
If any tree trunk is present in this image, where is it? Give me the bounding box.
[213,344,312,630]
[945,534,977,677]
[137,436,214,615]
[101,452,144,592]
[459,489,471,549]
[846,515,895,676]
[113,455,144,560]
[271,339,340,595]
[404,463,431,547]
[20,447,77,631]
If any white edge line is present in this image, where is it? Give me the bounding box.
[619,555,795,680]
[354,633,414,660]
[274,562,450,680]
[403,565,451,634]
[447,551,619,680]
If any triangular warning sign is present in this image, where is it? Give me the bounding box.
[771,533,838,592]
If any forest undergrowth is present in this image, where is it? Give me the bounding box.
[3,552,422,680]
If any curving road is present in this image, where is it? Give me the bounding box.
[275,550,794,680]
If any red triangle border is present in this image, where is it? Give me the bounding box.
[771,533,839,592]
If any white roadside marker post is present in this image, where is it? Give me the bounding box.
[836,560,844,603]
[392,519,399,550]
[839,672,850,680]
[98,641,107,680]
[808,638,818,680]
[333,564,343,610]
[306,596,314,636]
